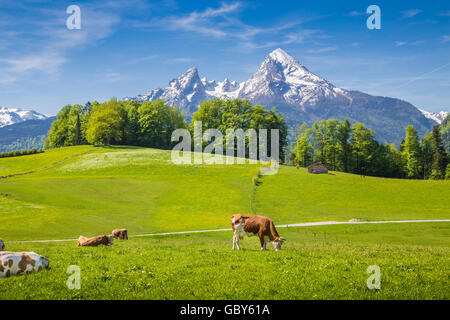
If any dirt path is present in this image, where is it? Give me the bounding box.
[7,219,450,244]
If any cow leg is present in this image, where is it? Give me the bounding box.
[232,234,241,250]
[259,236,266,250]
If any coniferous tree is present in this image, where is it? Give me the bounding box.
[74,113,81,145]
[292,123,313,167]
[351,123,376,175]
[402,125,420,178]
[430,126,448,179]
[337,119,352,172]
[312,120,328,165]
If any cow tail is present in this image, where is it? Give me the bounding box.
[269,221,280,241]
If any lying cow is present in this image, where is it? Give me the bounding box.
[231,214,285,251]
[77,235,113,247]
[0,238,4,251]
[0,251,49,278]
[112,229,128,240]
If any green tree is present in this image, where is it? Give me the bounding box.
[86,99,125,145]
[336,119,352,172]
[312,120,328,165]
[74,113,81,145]
[292,123,313,167]
[439,114,450,153]
[45,105,72,148]
[123,101,140,146]
[351,123,376,175]
[402,125,421,178]
[192,98,287,161]
[138,100,187,149]
[324,119,339,170]
[419,132,433,179]
[430,126,448,179]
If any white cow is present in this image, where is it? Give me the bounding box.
[0,251,50,278]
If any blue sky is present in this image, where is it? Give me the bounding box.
[0,0,449,116]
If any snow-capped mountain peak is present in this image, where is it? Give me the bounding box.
[239,48,348,109]
[419,109,449,124]
[123,48,438,143]
[268,48,301,66]
[0,106,47,128]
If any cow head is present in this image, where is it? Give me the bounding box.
[106,235,114,245]
[0,239,4,251]
[39,256,50,269]
[272,237,285,251]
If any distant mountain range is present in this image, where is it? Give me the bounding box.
[0,106,47,127]
[1,49,448,152]
[419,109,448,124]
[0,116,55,152]
[125,48,446,144]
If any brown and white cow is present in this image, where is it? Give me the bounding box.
[0,251,49,278]
[77,234,113,247]
[0,238,4,251]
[112,229,128,240]
[231,214,285,251]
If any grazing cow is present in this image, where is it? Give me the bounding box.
[0,251,49,278]
[112,229,128,240]
[231,214,285,251]
[0,239,4,251]
[77,235,113,247]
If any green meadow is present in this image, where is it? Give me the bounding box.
[0,146,449,299]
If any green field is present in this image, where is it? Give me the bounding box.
[0,146,449,299]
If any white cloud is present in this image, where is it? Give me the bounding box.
[164,58,196,64]
[347,11,365,17]
[307,47,337,53]
[443,35,450,43]
[395,40,425,47]
[401,9,422,18]
[0,0,126,84]
[0,54,66,74]
[136,2,243,38]
[135,2,323,52]
[127,55,160,64]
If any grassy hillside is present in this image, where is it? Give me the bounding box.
[255,167,450,223]
[0,146,448,240]
[0,146,448,300]
[0,146,260,240]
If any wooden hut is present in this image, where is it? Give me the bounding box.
[307,163,328,174]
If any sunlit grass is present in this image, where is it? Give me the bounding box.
[0,146,448,300]
[1,223,448,300]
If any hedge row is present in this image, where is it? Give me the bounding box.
[0,148,44,158]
